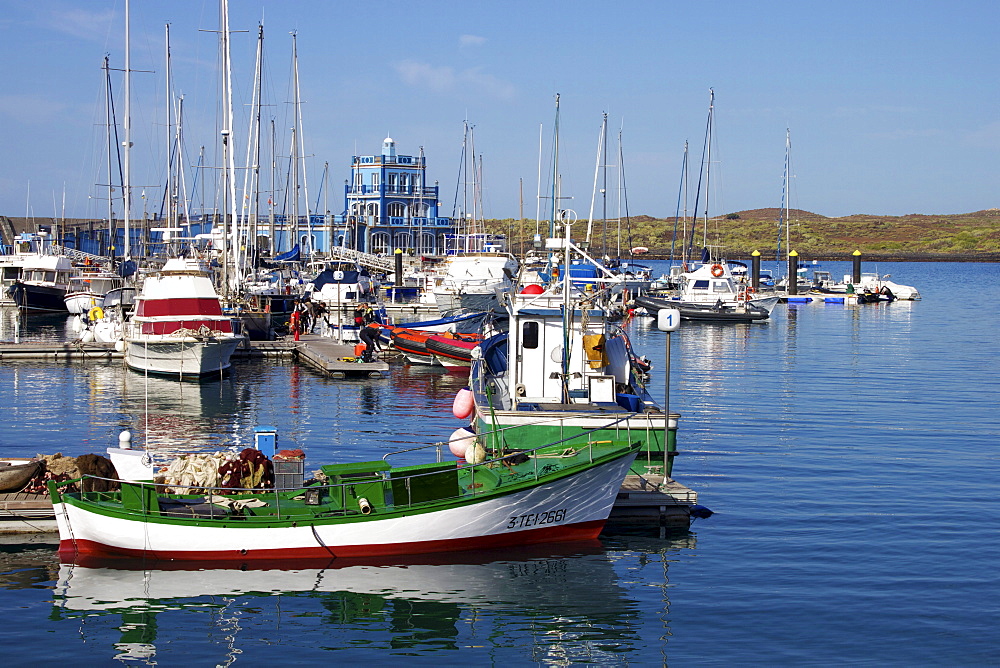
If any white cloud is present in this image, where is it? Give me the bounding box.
[459,34,486,47]
[393,60,515,100]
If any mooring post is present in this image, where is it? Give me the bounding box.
[787,250,799,295]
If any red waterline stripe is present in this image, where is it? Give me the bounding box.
[58,520,606,562]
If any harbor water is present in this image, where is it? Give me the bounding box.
[0,261,997,665]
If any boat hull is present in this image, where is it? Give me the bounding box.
[8,282,69,312]
[54,451,636,561]
[124,337,243,378]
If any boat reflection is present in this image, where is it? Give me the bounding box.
[118,374,245,453]
[52,542,641,663]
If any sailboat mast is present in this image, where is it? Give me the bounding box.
[292,32,312,258]
[241,23,265,278]
[548,94,560,239]
[103,56,116,270]
[585,113,606,248]
[219,0,240,293]
[703,89,714,253]
[164,24,174,232]
[785,128,791,268]
[123,0,131,261]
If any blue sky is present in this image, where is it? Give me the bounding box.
[1,0,997,223]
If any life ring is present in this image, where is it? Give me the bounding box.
[710,264,725,277]
[745,286,756,294]
[87,306,104,321]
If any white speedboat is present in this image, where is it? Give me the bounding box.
[431,253,519,314]
[64,271,124,314]
[124,258,245,379]
[642,261,780,322]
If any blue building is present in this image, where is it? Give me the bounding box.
[332,137,454,254]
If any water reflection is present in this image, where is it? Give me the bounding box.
[119,374,245,453]
[50,542,645,664]
[0,308,81,343]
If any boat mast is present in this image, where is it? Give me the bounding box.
[240,23,266,283]
[685,89,713,266]
[123,0,132,261]
[219,0,240,293]
[585,113,606,249]
[548,94,560,239]
[291,31,312,259]
[103,56,117,270]
[702,89,714,254]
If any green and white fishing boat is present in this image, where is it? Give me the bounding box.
[50,426,639,563]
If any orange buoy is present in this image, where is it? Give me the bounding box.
[452,387,474,419]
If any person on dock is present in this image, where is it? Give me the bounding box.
[359,322,382,363]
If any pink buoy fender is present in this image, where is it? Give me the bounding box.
[449,427,477,458]
[452,387,474,419]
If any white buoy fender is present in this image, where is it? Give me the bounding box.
[448,427,477,458]
[452,387,474,419]
[114,340,125,353]
[81,330,95,343]
[465,441,487,465]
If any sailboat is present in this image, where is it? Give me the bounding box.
[647,89,779,322]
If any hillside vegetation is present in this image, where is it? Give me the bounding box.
[484,209,1000,260]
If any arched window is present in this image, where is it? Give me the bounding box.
[420,231,435,254]
[387,202,405,218]
[370,232,390,254]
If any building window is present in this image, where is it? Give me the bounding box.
[371,173,380,189]
[400,174,408,192]
[387,174,396,192]
[387,202,405,218]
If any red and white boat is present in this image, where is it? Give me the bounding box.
[124,258,245,378]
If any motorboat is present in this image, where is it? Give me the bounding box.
[659,261,781,322]
[64,271,124,314]
[123,257,245,379]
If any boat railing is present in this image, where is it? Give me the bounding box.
[53,435,631,520]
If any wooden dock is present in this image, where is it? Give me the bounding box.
[0,340,121,360]
[292,334,389,378]
[0,337,389,379]
[0,492,58,534]
[607,474,699,532]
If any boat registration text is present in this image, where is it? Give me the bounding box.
[507,508,567,529]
